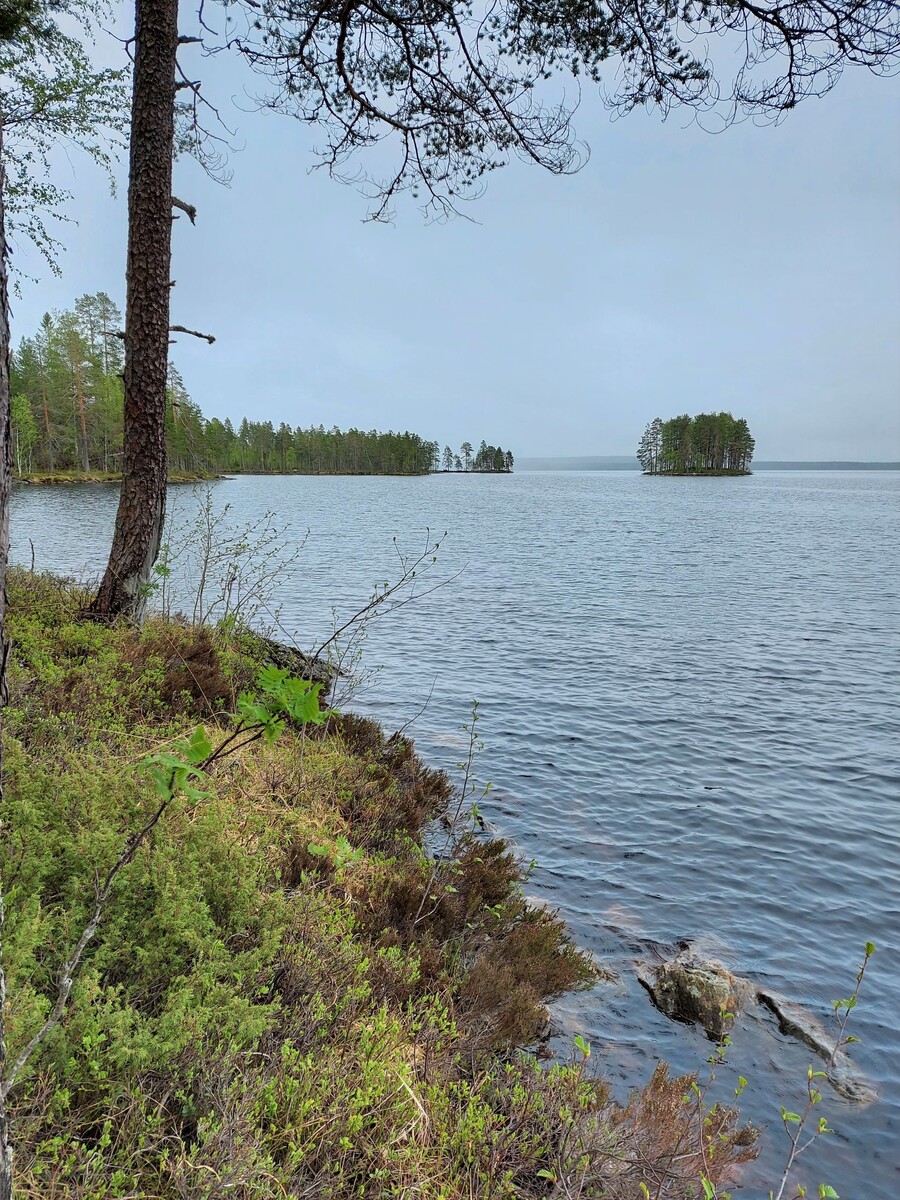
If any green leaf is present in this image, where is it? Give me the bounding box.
[146,751,191,771]
[574,1034,591,1059]
[306,842,330,857]
[237,694,272,725]
[150,766,175,800]
[864,941,876,957]
[185,726,213,765]
[261,717,285,744]
[284,683,325,725]
[818,1186,839,1199]
[256,664,291,694]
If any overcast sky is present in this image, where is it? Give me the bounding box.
[11,23,900,461]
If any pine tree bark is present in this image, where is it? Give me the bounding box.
[91,0,179,620]
[0,116,16,1200]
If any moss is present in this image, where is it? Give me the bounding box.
[1,568,756,1198]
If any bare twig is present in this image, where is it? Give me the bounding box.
[772,944,876,1200]
[413,699,485,927]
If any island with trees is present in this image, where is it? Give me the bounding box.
[637,413,755,476]
[438,441,514,473]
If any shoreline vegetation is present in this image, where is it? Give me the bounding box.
[10,295,514,481]
[15,470,219,485]
[643,469,752,478]
[0,568,757,1198]
[13,465,517,485]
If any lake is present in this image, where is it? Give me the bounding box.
[9,470,899,1198]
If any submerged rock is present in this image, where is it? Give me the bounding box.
[757,988,878,1104]
[636,945,877,1103]
[636,950,755,1041]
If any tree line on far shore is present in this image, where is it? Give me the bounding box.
[637,413,755,475]
[10,295,518,478]
[439,442,514,473]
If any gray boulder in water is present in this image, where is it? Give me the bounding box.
[636,947,877,1103]
[636,950,755,1041]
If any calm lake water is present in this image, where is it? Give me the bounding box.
[9,471,900,1198]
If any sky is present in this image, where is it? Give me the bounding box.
[11,18,900,461]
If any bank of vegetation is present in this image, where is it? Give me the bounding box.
[637,414,755,475]
[0,568,756,1198]
[4,0,892,1188]
[9,297,447,478]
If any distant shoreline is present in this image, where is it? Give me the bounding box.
[13,471,219,486]
[12,468,517,485]
[518,457,900,472]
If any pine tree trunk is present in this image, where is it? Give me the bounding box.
[0,117,17,1200]
[90,0,179,620]
[39,373,53,472]
[73,350,90,473]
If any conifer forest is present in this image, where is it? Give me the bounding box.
[9,296,512,478]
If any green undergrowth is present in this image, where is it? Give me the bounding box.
[0,569,756,1199]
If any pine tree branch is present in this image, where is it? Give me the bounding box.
[169,324,215,344]
[171,196,197,224]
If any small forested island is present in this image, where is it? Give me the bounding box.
[10,295,515,479]
[437,441,514,473]
[637,413,755,475]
